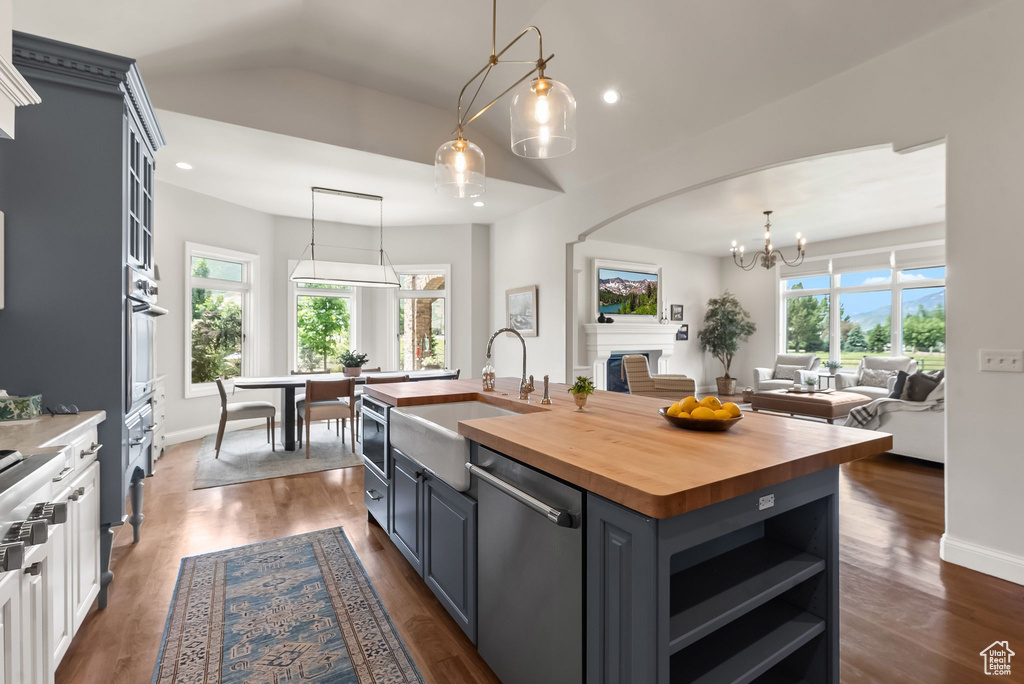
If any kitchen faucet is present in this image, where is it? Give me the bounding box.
[485,327,534,400]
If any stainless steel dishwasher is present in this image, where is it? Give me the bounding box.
[468,445,583,684]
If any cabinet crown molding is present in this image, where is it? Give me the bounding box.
[12,32,165,152]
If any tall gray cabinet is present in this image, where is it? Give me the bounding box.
[0,33,165,607]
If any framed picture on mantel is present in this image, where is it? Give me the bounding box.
[506,285,538,337]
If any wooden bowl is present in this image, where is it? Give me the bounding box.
[658,407,743,432]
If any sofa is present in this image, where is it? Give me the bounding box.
[753,353,821,392]
[835,356,918,399]
[876,405,945,463]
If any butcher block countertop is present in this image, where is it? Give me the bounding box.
[363,378,892,518]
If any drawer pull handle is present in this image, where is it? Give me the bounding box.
[145,424,159,432]
[24,562,41,577]
[365,489,383,501]
[81,443,102,457]
[52,466,73,483]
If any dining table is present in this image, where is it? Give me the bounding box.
[233,369,460,451]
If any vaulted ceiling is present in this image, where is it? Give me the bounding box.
[13,0,994,223]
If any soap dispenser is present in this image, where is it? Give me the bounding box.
[482,361,496,391]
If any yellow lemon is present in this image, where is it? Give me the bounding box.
[691,406,716,420]
[667,405,682,417]
[680,396,700,413]
[679,412,691,419]
[669,401,681,412]
[699,396,722,410]
[713,409,732,420]
[722,402,742,418]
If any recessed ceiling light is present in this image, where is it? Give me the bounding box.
[473,201,485,207]
[602,89,621,104]
[175,162,193,170]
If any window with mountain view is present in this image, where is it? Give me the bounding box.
[781,262,944,371]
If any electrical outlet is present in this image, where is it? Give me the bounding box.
[758,494,775,511]
[979,350,1024,373]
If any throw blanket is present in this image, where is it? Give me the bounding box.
[845,396,944,430]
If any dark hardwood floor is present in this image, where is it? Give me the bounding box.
[56,433,1022,683]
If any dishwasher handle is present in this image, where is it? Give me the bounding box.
[465,462,574,527]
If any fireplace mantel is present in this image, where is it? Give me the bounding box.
[582,323,679,390]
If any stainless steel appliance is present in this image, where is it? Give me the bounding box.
[470,446,583,684]
[0,450,69,574]
[126,267,167,415]
[361,395,389,480]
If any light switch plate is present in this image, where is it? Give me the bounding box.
[979,350,1024,372]
[758,494,775,511]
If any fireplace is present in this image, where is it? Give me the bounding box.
[582,323,679,391]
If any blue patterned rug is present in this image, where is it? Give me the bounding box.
[153,528,424,683]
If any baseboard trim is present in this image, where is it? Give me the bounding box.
[166,418,266,446]
[940,534,1024,586]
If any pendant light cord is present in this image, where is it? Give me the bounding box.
[310,189,317,263]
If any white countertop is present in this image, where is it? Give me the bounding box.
[0,411,106,453]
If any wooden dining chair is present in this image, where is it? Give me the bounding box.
[215,377,276,458]
[297,378,356,458]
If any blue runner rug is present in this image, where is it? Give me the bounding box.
[153,527,424,683]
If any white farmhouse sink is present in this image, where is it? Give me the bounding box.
[389,401,519,491]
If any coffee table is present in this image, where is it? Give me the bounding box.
[749,390,872,424]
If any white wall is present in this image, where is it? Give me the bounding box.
[153,182,278,442]
[721,223,946,387]
[155,183,488,443]
[572,239,721,388]
[489,1,1024,583]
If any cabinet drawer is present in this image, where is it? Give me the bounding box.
[364,464,389,530]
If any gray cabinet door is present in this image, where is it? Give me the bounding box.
[390,449,423,574]
[423,475,477,643]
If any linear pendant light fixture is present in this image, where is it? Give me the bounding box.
[434,0,577,198]
[289,187,400,288]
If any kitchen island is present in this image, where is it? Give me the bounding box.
[362,378,892,684]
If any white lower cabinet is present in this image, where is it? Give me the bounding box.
[0,570,22,684]
[69,462,100,632]
[5,432,102,684]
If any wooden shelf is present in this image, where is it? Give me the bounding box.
[670,600,825,684]
[669,538,825,653]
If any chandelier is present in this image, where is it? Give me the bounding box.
[434,0,577,198]
[730,210,807,271]
[289,187,399,288]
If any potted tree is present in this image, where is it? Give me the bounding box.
[339,350,369,377]
[697,291,757,396]
[567,375,596,411]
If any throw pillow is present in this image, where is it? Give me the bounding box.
[904,369,944,402]
[774,364,804,381]
[860,368,895,388]
[888,370,910,399]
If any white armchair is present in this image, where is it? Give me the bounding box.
[752,353,822,392]
[835,356,917,399]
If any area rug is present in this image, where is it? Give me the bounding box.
[153,527,424,684]
[194,426,361,490]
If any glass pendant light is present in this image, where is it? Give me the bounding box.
[434,133,485,198]
[509,76,576,158]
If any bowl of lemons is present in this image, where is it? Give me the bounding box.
[659,395,743,432]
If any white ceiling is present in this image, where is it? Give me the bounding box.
[15,0,995,199]
[591,144,946,255]
[155,110,559,226]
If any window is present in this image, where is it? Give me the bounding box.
[290,281,355,372]
[394,266,450,371]
[186,244,257,396]
[780,254,944,370]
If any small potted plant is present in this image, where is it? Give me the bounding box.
[567,376,596,411]
[804,376,818,391]
[825,360,842,374]
[339,350,369,377]
[697,291,757,396]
